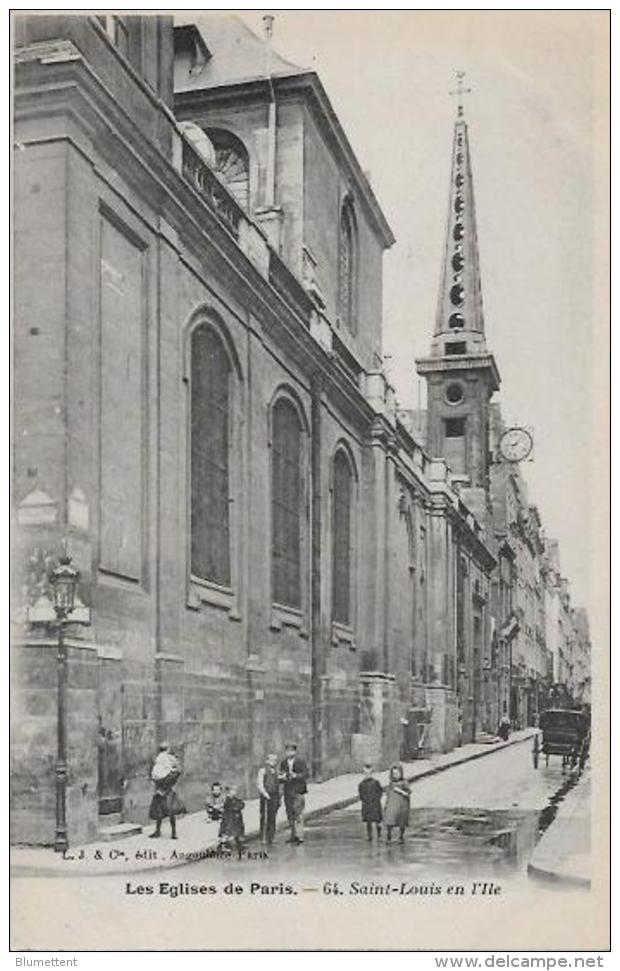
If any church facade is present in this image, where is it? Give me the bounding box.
[11,14,588,847]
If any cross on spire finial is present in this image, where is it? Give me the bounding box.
[449,70,471,119]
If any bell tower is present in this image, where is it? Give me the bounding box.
[416,75,500,490]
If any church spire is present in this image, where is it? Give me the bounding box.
[431,73,492,360]
[416,77,500,490]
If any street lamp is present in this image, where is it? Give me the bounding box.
[49,545,79,853]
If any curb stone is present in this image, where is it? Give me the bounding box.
[11,729,537,878]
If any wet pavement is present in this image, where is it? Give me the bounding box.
[11,739,591,950]
[140,738,585,884]
[11,739,586,887]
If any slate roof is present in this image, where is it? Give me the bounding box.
[174,13,307,91]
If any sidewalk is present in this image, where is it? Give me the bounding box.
[527,764,591,889]
[11,728,536,878]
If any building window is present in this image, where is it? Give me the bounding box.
[445,417,466,438]
[207,129,250,210]
[271,398,303,609]
[190,325,231,586]
[444,417,467,475]
[338,197,358,332]
[332,451,353,625]
[456,556,467,663]
[445,382,465,405]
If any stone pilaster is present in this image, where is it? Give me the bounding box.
[11,636,99,846]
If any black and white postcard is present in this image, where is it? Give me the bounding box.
[9,8,610,952]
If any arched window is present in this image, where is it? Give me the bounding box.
[271,399,303,609]
[338,198,358,332]
[207,128,250,211]
[190,325,231,585]
[332,450,354,626]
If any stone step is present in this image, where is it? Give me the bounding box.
[99,811,122,827]
[98,822,143,842]
[476,732,500,744]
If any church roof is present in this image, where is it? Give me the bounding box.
[174,13,306,91]
[173,14,395,248]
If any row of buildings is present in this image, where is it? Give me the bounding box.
[11,13,591,846]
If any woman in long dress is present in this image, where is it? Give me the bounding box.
[149,743,182,839]
[383,763,411,843]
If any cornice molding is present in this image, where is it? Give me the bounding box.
[416,352,501,392]
[14,57,377,434]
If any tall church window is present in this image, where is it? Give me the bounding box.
[207,129,250,211]
[191,325,231,585]
[332,450,354,625]
[271,398,303,608]
[338,198,358,332]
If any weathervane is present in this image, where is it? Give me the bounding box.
[450,70,471,118]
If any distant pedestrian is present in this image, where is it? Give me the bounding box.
[257,753,281,845]
[498,709,511,741]
[358,764,383,841]
[206,781,226,824]
[279,743,308,845]
[384,763,410,843]
[149,743,182,839]
[219,784,245,858]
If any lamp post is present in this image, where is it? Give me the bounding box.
[49,546,79,853]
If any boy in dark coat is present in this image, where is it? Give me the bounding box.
[279,743,308,845]
[358,764,383,841]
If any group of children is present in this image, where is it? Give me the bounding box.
[358,762,411,843]
[203,761,412,855]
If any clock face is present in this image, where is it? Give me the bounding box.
[499,428,533,463]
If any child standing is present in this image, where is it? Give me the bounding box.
[206,781,226,826]
[219,784,245,858]
[358,764,383,841]
[383,763,411,843]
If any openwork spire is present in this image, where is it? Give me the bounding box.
[434,75,486,349]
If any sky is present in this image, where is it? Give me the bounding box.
[232,10,608,632]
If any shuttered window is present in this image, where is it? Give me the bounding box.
[191,326,231,585]
[332,451,353,625]
[338,200,357,333]
[271,399,302,608]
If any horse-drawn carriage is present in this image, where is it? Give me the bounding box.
[532,708,590,771]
